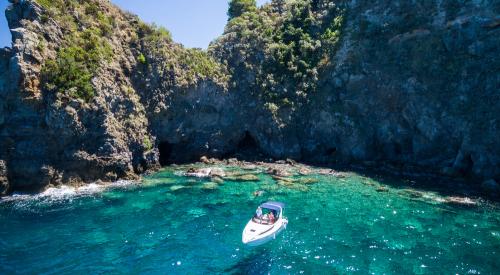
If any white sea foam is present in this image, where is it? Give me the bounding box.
[0,180,139,205]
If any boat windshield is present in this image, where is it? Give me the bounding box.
[253,207,280,225]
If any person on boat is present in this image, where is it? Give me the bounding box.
[255,206,263,222]
[268,211,275,224]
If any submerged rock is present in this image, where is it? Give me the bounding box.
[266,167,292,177]
[223,174,259,182]
[212,176,224,184]
[170,185,186,191]
[298,178,319,185]
[253,190,265,197]
[272,175,294,183]
[272,175,319,186]
[202,182,218,190]
[400,189,425,198]
[276,179,293,186]
[376,187,389,193]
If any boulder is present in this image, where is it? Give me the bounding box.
[266,167,292,177]
[202,182,218,190]
[223,174,259,182]
[209,167,226,177]
[200,156,210,164]
[170,185,186,191]
[185,167,212,178]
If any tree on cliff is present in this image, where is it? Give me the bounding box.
[228,0,257,21]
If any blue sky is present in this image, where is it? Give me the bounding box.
[0,0,269,49]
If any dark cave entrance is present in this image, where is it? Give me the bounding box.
[238,131,259,152]
[325,147,337,156]
[460,154,474,177]
[229,131,264,160]
[158,141,173,166]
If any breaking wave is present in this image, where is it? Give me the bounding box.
[0,180,139,209]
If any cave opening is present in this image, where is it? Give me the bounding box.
[238,131,258,151]
[229,131,264,160]
[158,141,173,166]
[325,147,337,155]
[460,154,474,177]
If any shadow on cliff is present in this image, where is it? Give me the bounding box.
[158,141,174,166]
[313,161,499,203]
[224,131,268,162]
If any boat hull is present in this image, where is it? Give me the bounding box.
[242,218,287,246]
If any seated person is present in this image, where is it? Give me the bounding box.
[268,211,275,224]
[253,206,263,223]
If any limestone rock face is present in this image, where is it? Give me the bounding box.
[209,0,500,180]
[0,0,499,193]
[0,160,8,195]
[0,0,159,190]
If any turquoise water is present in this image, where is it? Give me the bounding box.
[1,164,499,274]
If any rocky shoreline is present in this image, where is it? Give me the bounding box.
[162,156,500,202]
[0,0,499,194]
[2,155,498,208]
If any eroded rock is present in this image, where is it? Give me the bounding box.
[0,160,9,195]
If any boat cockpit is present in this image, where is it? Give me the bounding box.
[252,202,284,225]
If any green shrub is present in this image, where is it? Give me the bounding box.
[228,0,257,21]
[42,46,95,102]
[36,0,54,10]
[96,12,114,37]
[137,53,146,64]
[84,3,99,16]
[41,28,113,102]
[212,0,345,106]
[143,136,153,152]
[37,0,117,102]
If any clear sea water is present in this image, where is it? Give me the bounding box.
[1,164,499,274]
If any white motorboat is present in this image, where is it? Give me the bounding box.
[242,201,288,246]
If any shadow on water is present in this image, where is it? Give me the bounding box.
[351,166,499,202]
[296,159,499,203]
[221,248,273,275]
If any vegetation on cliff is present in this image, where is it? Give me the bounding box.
[228,0,257,21]
[212,0,345,108]
[39,0,344,103]
[38,0,114,101]
[38,0,227,101]
[136,22,228,88]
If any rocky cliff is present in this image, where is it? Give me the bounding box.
[0,0,498,194]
